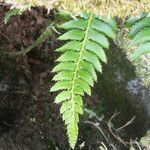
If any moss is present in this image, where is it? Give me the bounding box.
[60,0,150,18]
[1,0,150,18]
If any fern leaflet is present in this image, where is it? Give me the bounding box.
[127,16,150,60]
[50,13,116,149]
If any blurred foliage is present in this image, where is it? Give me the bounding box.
[140,130,150,148]
[130,130,150,150]
[125,14,150,60]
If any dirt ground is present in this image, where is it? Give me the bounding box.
[0,6,70,150]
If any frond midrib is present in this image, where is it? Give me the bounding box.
[70,13,93,125]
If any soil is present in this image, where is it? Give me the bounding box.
[0,6,149,150]
[0,6,69,150]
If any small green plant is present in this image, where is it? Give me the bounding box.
[50,12,117,148]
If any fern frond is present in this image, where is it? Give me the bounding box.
[127,16,150,60]
[50,13,116,149]
[131,27,150,45]
[129,17,150,38]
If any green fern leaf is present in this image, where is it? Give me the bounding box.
[52,62,76,72]
[79,60,97,81]
[125,13,149,27]
[129,17,150,38]
[128,16,150,60]
[58,29,84,41]
[56,50,79,62]
[85,40,107,63]
[82,51,102,73]
[56,41,82,52]
[131,27,150,45]
[88,29,109,48]
[131,43,150,60]
[91,18,116,39]
[74,87,84,96]
[77,70,94,87]
[50,13,116,149]
[74,95,83,106]
[50,81,71,92]
[75,78,91,95]
[55,91,71,103]
[52,71,74,81]
[59,19,88,30]
[60,101,72,114]
[100,16,118,32]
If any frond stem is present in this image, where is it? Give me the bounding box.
[70,13,93,126]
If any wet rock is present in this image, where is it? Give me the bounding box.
[95,45,150,138]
